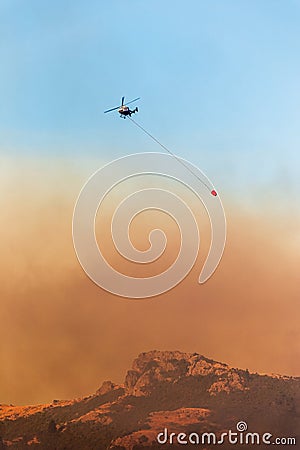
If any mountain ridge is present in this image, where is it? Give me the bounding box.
[1,350,299,449]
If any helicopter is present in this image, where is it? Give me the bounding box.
[104,96,140,118]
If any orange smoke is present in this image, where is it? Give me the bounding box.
[0,157,299,405]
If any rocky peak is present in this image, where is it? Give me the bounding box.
[124,350,243,396]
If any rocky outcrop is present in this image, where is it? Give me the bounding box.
[125,350,248,396]
[96,380,119,396]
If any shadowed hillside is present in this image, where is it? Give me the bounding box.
[1,351,299,449]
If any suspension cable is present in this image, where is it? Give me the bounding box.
[128,116,214,194]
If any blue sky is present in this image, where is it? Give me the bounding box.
[1,1,300,202]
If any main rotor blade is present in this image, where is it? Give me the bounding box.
[121,96,125,106]
[104,105,120,113]
[125,97,140,106]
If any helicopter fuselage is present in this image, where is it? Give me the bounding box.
[118,106,130,115]
[118,105,138,117]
